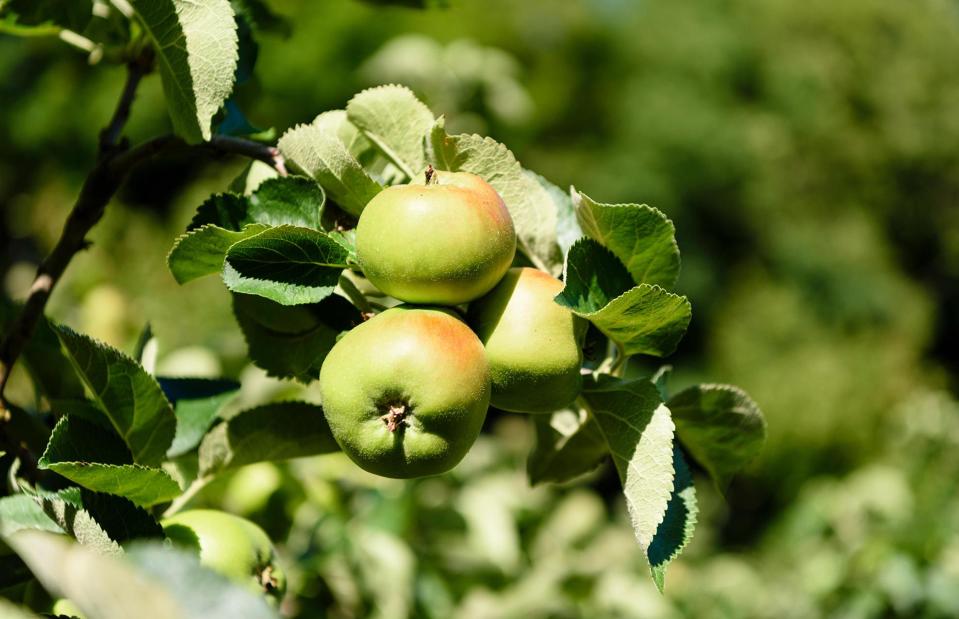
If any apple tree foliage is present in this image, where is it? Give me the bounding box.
[0,0,766,614]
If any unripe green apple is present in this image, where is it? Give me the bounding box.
[161,509,286,603]
[356,170,516,305]
[319,306,490,478]
[468,267,587,413]
[52,598,85,618]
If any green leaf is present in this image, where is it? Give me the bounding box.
[131,0,239,143]
[232,293,361,382]
[222,225,350,305]
[189,180,324,231]
[556,239,692,357]
[53,325,176,466]
[198,401,339,474]
[188,193,252,230]
[428,118,563,274]
[278,110,383,217]
[573,189,681,288]
[36,490,122,556]
[526,171,582,256]
[527,407,608,485]
[6,532,279,619]
[556,238,635,311]
[39,417,181,508]
[581,375,675,552]
[157,378,240,457]
[246,176,325,229]
[668,384,766,491]
[168,223,269,284]
[0,494,62,537]
[54,488,165,544]
[346,84,434,179]
[0,0,92,32]
[648,446,697,592]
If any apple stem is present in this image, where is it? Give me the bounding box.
[380,403,408,432]
[425,164,436,185]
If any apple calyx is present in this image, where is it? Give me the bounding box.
[380,402,409,432]
[259,565,280,593]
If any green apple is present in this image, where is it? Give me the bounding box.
[161,509,285,603]
[51,598,85,618]
[356,169,516,305]
[319,306,490,478]
[468,267,587,413]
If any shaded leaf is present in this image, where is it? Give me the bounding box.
[233,292,361,382]
[188,193,252,231]
[527,407,608,485]
[131,0,238,142]
[53,325,176,466]
[231,0,290,36]
[0,0,93,32]
[346,84,434,178]
[647,445,697,592]
[64,488,164,544]
[199,401,339,474]
[278,110,382,217]
[428,118,563,273]
[36,489,122,555]
[574,189,680,288]
[246,176,325,229]
[581,375,675,551]
[668,384,766,491]
[556,239,691,357]
[158,377,241,457]
[223,225,350,305]
[39,417,181,508]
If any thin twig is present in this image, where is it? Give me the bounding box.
[206,135,288,176]
[0,66,286,402]
[100,56,149,151]
[162,475,211,518]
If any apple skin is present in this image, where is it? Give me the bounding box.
[467,267,588,413]
[319,306,490,478]
[51,598,85,618]
[161,509,286,603]
[356,171,516,305]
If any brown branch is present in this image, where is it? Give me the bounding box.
[0,72,285,402]
[206,135,288,176]
[99,54,150,153]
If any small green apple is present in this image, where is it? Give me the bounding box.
[51,598,85,618]
[161,509,285,603]
[356,169,516,305]
[468,267,587,413]
[319,306,491,478]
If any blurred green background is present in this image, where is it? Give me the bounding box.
[2,0,959,616]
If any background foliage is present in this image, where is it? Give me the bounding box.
[1,0,957,617]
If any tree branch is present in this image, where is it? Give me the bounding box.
[100,56,149,152]
[0,68,286,402]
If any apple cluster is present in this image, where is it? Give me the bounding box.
[319,169,587,479]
